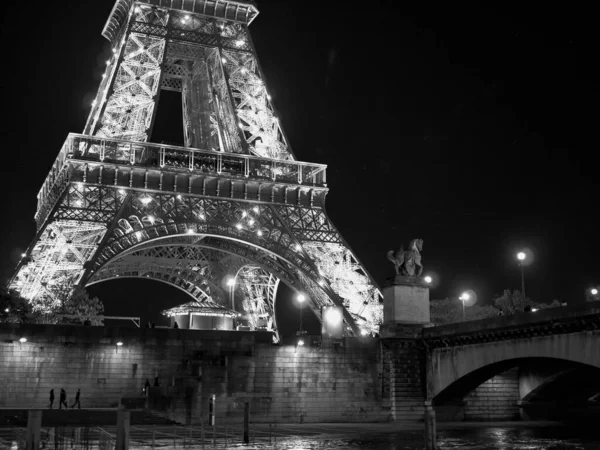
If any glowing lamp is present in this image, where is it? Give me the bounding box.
[235,40,244,47]
[248,219,255,226]
[226,278,235,287]
[253,206,259,213]
[116,341,123,346]
[4,308,9,313]
[21,253,27,258]
[459,292,470,301]
[19,337,27,343]
[531,308,538,312]
[297,293,306,303]
[140,197,152,205]
[222,58,227,64]
[186,229,195,235]
[424,275,432,284]
[235,223,242,230]
[517,252,526,261]
[591,288,598,295]
[297,339,304,346]
[257,230,263,236]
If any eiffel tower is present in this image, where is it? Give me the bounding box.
[9,0,382,339]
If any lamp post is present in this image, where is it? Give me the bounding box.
[517,251,526,300]
[297,293,306,332]
[459,292,470,320]
[226,277,236,310]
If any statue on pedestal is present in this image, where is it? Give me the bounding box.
[387,238,424,277]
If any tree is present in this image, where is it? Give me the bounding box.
[0,287,32,323]
[493,290,563,314]
[56,286,105,325]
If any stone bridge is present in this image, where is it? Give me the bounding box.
[422,303,600,421]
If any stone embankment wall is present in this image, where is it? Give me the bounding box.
[0,324,390,423]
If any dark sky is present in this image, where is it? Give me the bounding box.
[1,2,598,333]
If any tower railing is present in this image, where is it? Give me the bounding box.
[36,133,327,223]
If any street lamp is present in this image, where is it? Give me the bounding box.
[297,293,306,333]
[591,288,598,296]
[424,275,432,284]
[226,277,236,310]
[459,292,470,320]
[517,251,527,301]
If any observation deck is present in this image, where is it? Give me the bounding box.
[35,134,327,229]
[103,0,259,44]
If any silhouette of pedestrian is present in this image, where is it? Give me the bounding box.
[154,376,160,387]
[144,379,151,394]
[173,322,179,329]
[49,389,55,409]
[59,389,68,409]
[524,305,532,312]
[71,389,81,409]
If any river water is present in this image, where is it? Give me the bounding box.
[205,423,600,450]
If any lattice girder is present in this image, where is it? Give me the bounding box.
[11,0,384,336]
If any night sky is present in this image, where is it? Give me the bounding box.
[1,3,597,334]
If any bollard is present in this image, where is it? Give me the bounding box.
[424,400,437,450]
[243,402,249,444]
[115,410,130,450]
[173,424,176,448]
[26,410,42,450]
[152,426,155,448]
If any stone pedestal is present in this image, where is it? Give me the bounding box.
[381,276,430,337]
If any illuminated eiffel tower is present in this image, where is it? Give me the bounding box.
[9,0,382,339]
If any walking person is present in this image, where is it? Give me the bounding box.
[49,389,55,409]
[71,389,81,409]
[144,379,151,394]
[59,388,68,409]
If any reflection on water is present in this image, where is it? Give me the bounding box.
[206,425,599,450]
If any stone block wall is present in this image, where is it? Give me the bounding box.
[0,323,389,423]
[462,368,520,421]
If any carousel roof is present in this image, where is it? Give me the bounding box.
[162,300,238,318]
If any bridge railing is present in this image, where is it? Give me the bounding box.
[424,302,600,342]
[36,133,327,222]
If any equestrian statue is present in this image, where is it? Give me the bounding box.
[387,238,424,277]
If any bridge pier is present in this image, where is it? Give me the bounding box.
[424,400,436,450]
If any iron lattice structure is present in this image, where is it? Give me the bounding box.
[10,0,382,339]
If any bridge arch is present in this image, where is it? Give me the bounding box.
[428,331,600,400]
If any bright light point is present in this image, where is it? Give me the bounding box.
[295,244,301,251]
[424,275,432,284]
[248,219,255,225]
[257,230,263,236]
[222,58,227,63]
[141,197,151,205]
[4,308,9,313]
[253,206,259,213]
[118,189,125,195]
[198,214,205,220]
[460,292,470,301]
[135,6,142,13]
[106,60,110,65]
[91,100,97,106]
[186,229,195,234]
[361,329,368,336]
[226,278,235,287]
[297,294,306,303]
[241,68,247,74]
[517,252,526,261]
[177,195,182,200]
[116,341,123,346]
[242,211,247,218]
[318,280,325,286]
[297,339,304,346]
[324,308,343,326]
[238,122,243,128]
[102,74,106,78]
[19,337,27,343]
[266,94,271,100]
[148,216,155,224]
[21,253,26,258]
[235,223,242,230]
[235,40,244,47]
[531,308,538,312]
[591,288,598,295]
[135,231,142,239]
[74,200,83,207]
